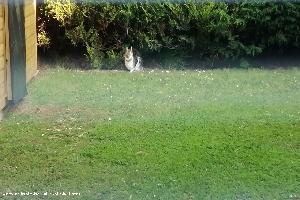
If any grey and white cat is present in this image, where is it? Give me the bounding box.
[124,47,143,72]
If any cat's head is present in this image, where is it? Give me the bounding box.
[124,47,133,60]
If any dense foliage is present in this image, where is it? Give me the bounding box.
[38,0,300,69]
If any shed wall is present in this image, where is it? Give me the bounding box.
[0,0,37,112]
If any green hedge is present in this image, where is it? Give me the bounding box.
[38,0,300,69]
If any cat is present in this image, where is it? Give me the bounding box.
[124,47,143,72]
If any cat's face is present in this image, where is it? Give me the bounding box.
[124,47,133,60]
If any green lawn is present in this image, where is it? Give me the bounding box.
[0,68,299,199]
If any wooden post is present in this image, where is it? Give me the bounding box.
[5,0,12,101]
[8,0,27,104]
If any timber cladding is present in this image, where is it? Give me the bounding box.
[24,0,37,83]
[0,0,37,111]
[0,3,6,111]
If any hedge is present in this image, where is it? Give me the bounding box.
[38,0,300,69]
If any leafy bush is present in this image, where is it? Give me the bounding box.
[39,0,300,69]
[37,25,50,49]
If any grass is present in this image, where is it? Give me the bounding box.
[0,68,299,199]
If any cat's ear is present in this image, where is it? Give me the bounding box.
[130,46,133,51]
[125,47,128,51]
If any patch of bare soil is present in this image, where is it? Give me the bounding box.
[11,100,111,122]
